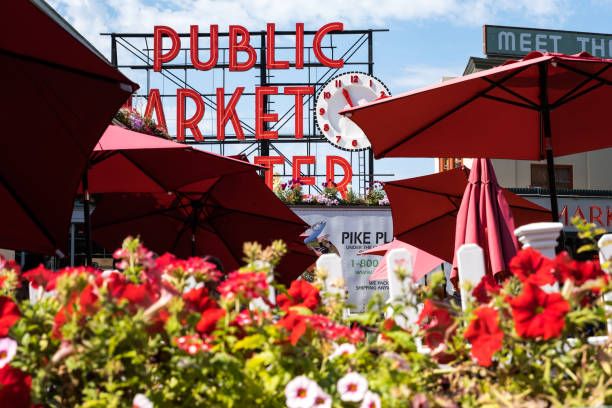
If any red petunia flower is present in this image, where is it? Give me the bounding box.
[183,287,216,313]
[472,274,502,304]
[218,271,268,302]
[509,248,555,286]
[510,283,569,340]
[0,296,20,337]
[276,280,320,312]
[22,265,55,291]
[0,365,31,408]
[196,308,226,335]
[464,306,503,367]
[552,252,607,286]
[417,299,456,364]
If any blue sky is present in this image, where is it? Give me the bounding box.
[49,0,612,185]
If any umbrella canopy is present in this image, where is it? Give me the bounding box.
[91,171,309,273]
[451,159,519,284]
[384,167,551,263]
[83,125,260,193]
[343,51,612,221]
[0,0,137,254]
[358,239,444,282]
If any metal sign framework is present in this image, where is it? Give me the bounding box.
[104,28,390,196]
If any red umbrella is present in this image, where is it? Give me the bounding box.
[275,240,319,285]
[79,125,260,264]
[358,239,444,282]
[91,171,308,273]
[451,159,519,285]
[344,51,612,222]
[0,0,137,255]
[384,167,551,264]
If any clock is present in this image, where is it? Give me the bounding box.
[315,72,390,151]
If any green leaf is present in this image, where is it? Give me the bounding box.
[233,334,266,351]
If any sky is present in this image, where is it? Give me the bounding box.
[48,0,612,188]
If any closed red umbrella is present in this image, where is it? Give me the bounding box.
[358,239,444,282]
[91,171,308,273]
[344,51,612,222]
[384,167,551,264]
[0,0,137,254]
[451,159,519,285]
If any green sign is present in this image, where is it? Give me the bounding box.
[484,25,612,58]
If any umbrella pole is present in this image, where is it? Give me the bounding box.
[191,216,196,257]
[539,63,563,252]
[82,170,93,266]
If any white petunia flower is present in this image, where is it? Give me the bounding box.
[360,391,381,408]
[337,372,368,402]
[285,375,319,408]
[133,393,153,408]
[329,343,356,359]
[312,389,332,408]
[0,338,17,369]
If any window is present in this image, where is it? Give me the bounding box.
[439,158,462,172]
[530,164,573,189]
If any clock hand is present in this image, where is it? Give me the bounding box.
[342,88,354,107]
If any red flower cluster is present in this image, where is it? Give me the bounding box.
[174,334,213,354]
[509,248,555,286]
[276,280,320,312]
[464,306,503,367]
[196,307,226,335]
[552,252,608,286]
[0,365,31,408]
[183,287,216,313]
[0,296,20,337]
[417,300,455,364]
[218,271,268,301]
[156,254,221,283]
[510,283,569,340]
[472,274,501,304]
[277,311,363,345]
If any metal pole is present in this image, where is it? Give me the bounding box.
[538,63,560,224]
[367,30,374,186]
[259,33,270,158]
[82,170,92,266]
[70,223,75,267]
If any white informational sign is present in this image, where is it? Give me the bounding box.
[292,207,392,312]
[526,196,612,232]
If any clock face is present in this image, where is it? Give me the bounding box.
[315,72,390,151]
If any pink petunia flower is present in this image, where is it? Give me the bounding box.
[285,375,319,408]
[0,338,17,369]
[360,391,381,408]
[132,393,153,408]
[337,372,368,402]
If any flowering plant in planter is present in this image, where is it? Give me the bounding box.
[114,107,170,139]
[0,226,611,407]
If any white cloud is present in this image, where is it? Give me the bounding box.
[48,0,574,58]
[391,64,463,93]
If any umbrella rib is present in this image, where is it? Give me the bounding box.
[397,209,458,235]
[197,202,308,227]
[118,151,169,192]
[0,173,57,249]
[480,94,539,110]
[376,64,533,158]
[92,202,187,229]
[385,183,463,200]
[90,150,121,165]
[480,77,540,109]
[551,82,604,110]
[0,48,130,86]
[551,63,611,108]
[204,219,244,265]
[555,61,612,87]
[169,216,192,254]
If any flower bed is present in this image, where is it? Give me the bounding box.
[0,228,611,407]
[275,179,389,206]
[114,107,170,139]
